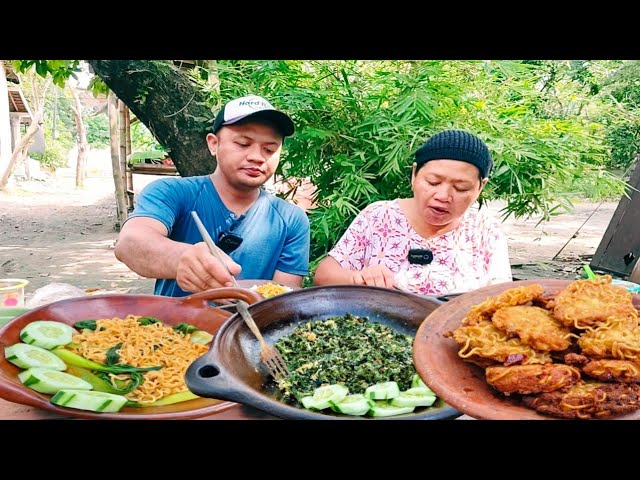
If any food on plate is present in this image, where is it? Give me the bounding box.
[577,316,640,360]
[69,315,209,403]
[463,284,546,326]
[582,359,640,383]
[491,306,575,351]
[522,381,640,419]
[250,282,292,298]
[485,364,581,395]
[550,276,637,329]
[448,275,640,419]
[7,315,212,412]
[451,320,552,365]
[274,313,438,417]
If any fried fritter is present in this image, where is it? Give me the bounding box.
[552,276,638,329]
[451,319,551,365]
[462,284,546,326]
[578,316,640,360]
[492,305,574,351]
[583,359,640,383]
[522,381,640,419]
[486,364,581,395]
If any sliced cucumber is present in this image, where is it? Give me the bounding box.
[51,389,128,413]
[367,401,415,417]
[411,374,434,393]
[390,387,437,408]
[329,394,373,416]
[302,384,349,410]
[19,321,76,350]
[4,343,67,370]
[364,381,400,400]
[18,367,93,394]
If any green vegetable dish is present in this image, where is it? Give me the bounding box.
[274,313,436,416]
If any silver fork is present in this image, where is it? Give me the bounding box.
[190,211,290,381]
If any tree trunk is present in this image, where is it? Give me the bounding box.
[0,110,43,190]
[86,60,215,177]
[69,86,88,188]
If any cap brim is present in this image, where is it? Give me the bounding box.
[224,110,295,137]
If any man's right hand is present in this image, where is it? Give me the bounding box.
[176,242,242,293]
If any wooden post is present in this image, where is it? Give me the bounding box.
[108,92,127,229]
[124,106,133,210]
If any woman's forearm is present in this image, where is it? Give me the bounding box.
[313,256,354,286]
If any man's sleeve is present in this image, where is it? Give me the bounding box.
[276,208,311,276]
[125,178,183,235]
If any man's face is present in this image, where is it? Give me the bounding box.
[207,122,283,191]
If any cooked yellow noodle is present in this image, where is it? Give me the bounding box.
[70,315,208,403]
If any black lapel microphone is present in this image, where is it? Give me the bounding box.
[408,248,434,265]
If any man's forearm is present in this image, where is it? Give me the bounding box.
[115,231,190,280]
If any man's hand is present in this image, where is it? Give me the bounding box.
[176,242,242,293]
[349,265,396,289]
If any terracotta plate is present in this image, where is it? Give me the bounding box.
[413,278,640,420]
[0,287,261,420]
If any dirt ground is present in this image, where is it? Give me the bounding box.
[0,171,621,303]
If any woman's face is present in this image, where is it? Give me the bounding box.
[412,159,487,227]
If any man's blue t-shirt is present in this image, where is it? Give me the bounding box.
[127,175,310,297]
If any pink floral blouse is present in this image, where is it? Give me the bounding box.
[329,200,512,295]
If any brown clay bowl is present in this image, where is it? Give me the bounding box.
[0,287,262,420]
[185,285,462,420]
[413,278,640,420]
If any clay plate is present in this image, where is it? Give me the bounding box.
[0,287,261,420]
[413,278,640,420]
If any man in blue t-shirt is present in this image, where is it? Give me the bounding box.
[114,95,310,297]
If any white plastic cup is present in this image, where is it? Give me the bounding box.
[0,279,29,307]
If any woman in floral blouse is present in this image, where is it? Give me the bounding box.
[313,129,512,296]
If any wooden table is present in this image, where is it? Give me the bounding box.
[0,397,278,420]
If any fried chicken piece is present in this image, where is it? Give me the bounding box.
[578,316,640,360]
[491,305,574,351]
[532,294,556,310]
[583,359,640,383]
[462,284,546,326]
[451,319,551,365]
[486,364,581,395]
[552,276,638,329]
[522,381,640,419]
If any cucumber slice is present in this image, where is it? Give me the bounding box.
[411,374,434,393]
[19,321,76,350]
[51,389,128,413]
[329,394,373,416]
[367,401,415,417]
[18,367,93,394]
[390,387,437,408]
[4,343,67,370]
[365,381,400,400]
[302,384,349,410]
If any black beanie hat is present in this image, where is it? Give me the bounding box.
[415,130,493,179]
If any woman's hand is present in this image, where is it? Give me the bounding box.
[349,265,396,289]
[176,242,242,293]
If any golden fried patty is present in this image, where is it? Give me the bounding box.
[522,381,640,419]
[583,359,640,383]
[491,305,573,351]
[486,364,581,395]
[552,276,637,329]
